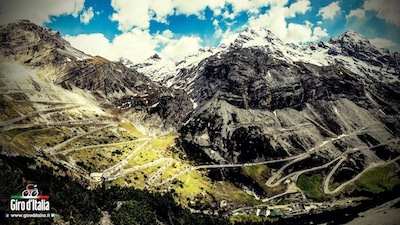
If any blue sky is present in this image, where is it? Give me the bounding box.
[0,0,399,62]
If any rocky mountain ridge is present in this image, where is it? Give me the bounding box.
[0,20,193,128]
[136,27,399,91]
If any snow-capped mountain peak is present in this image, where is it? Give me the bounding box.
[135,27,399,91]
[332,30,370,45]
[133,46,221,87]
[229,27,284,49]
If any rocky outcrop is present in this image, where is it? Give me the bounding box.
[0,20,89,69]
[115,88,193,128]
[185,48,365,111]
[59,56,155,95]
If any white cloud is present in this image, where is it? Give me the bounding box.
[213,19,224,37]
[364,0,400,26]
[313,27,329,39]
[219,28,240,46]
[110,0,153,31]
[287,0,311,17]
[248,5,289,40]
[286,22,328,43]
[80,7,94,25]
[65,28,204,63]
[174,0,225,16]
[345,0,400,26]
[160,36,202,59]
[161,29,174,39]
[227,0,276,16]
[247,0,325,44]
[287,23,313,43]
[65,33,113,58]
[0,0,84,25]
[222,10,236,20]
[317,1,341,20]
[109,0,226,31]
[369,37,397,48]
[346,8,366,19]
[65,29,158,63]
[109,0,312,32]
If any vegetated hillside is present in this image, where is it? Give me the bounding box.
[0,155,230,225]
[1,154,400,225]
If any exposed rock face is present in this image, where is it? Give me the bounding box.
[0,20,192,128]
[185,48,365,110]
[115,88,193,127]
[0,20,89,71]
[59,56,155,95]
[179,45,400,174]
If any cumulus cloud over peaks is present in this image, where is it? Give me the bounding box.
[346,0,400,26]
[87,0,331,61]
[317,1,341,20]
[248,0,327,43]
[65,29,158,63]
[160,36,202,59]
[364,0,400,26]
[109,0,314,31]
[0,0,84,25]
[64,29,203,63]
[80,7,95,25]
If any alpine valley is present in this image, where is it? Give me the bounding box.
[1,20,400,224]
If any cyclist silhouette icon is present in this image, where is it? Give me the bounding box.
[22,184,39,197]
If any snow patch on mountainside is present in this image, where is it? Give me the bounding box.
[133,48,221,87]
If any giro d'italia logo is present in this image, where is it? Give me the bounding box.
[10,184,50,211]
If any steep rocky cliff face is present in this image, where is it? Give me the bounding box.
[181,48,366,110]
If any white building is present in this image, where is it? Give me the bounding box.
[90,172,103,182]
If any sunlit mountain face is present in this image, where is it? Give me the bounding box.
[1,1,400,225]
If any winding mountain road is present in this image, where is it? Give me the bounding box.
[58,137,151,155]
[44,123,116,154]
[323,139,400,194]
[0,104,82,128]
[1,119,110,131]
[102,140,149,176]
